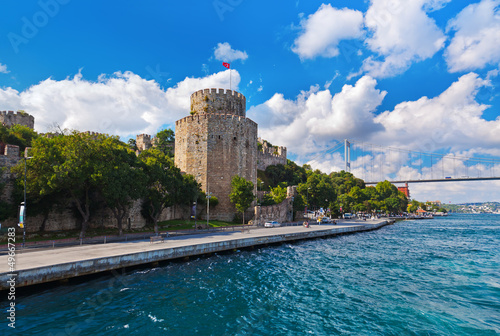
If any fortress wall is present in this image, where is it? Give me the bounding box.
[175,113,258,221]
[175,114,210,188]
[0,145,21,203]
[190,88,246,117]
[254,197,294,225]
[257,138,287,170]
[0,111,35,129]
[206,115,257,221]
[136,134,152,151]
[175,93,258,222]
[1,201,190,233]
[257,151,287,170]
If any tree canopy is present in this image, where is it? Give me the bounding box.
[0,124,38,152]
[155,128,175,157]
[140,148,200,234]
[260,161,409,217]
[229,175,254,224]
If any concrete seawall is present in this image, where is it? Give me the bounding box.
[0,220,393,290]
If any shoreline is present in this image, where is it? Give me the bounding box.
[0,219,394,291]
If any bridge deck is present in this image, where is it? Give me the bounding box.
[365,177,500,184]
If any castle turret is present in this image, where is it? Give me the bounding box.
[175,88,257,221]
[257,138,287,170]
[190,88,246,117]
[136,134,152,151]
[0,111,35,129]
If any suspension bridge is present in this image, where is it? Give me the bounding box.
[313,140,500,185]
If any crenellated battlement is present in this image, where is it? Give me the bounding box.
[0,110,35,129]
[190,88,246,117]
[175,89,257,221]
[191,88,245,99]
[136,133,153,152]
[176,112,257,127]
[258,138,287,158]
[82,131,102,137]
[257,138,287,170]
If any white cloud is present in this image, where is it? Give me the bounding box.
[292,4,364,59]
[373,72,500,152]
[213,42,248,62]
[249,71,500,201]
[248,76,386,156]
[445,0,500,72]
[0,70,239,138]
[0,63,9,74]
[410,180,500,203]
[362,0,447,78]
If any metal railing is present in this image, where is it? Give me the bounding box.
[0,224,261,253]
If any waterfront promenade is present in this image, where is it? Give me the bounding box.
[0,219,393,290]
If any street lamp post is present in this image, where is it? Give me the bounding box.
[21,154,33,248]
[21,156,32,248]
[206,191,212,229]
[306,187,311,217]
[193,200,197,231]
[257,203,261,226]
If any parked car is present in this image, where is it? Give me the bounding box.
[343,213,354,219]
[317,217,330,224]
[264,221,281,228]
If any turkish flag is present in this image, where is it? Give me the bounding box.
[222,62,230,69]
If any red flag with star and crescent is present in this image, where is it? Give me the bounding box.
[222,62,230,69]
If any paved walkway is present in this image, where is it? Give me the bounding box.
[0,219,392,289]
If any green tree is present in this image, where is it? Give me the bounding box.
[140,148,200,234]
[229,175,254,224]
[96,137,147,236]
[0,124,38,152]
[19,133,102,238]
[408,200,422,213]
[176,174,202,207]
[155,128,175,156]
[270,184,287,204]
[297,173,336,210]
[375,181,398,200]
[128,138,137,151]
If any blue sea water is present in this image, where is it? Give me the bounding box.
[3,214,500,335]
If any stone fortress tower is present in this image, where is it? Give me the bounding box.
[175,88,258,221]
[0,111,35,203]
[0,110,35,129]
[257,137,287,170]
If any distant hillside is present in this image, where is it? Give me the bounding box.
[443,202,500,214]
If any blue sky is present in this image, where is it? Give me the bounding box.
[1,0,500,203]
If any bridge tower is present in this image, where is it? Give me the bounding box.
[344,139,351,172]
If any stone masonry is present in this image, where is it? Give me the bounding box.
[0,145,21,203]
[257,138,287,170]
[190,88,246,117]
[175,88,257,221]
[0,111,34,129]
[136,134,153,151]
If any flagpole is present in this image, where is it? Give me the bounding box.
[230,68,232,91]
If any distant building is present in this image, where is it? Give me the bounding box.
[398,183,410,198]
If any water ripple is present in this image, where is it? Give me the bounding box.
[4,214,500,335]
